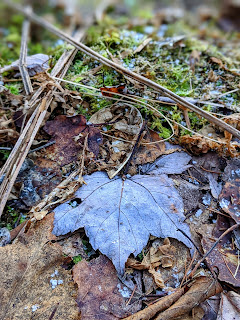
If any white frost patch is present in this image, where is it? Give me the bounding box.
[117,283,131,298]
[219,198,230,209]
[50,279,63,289]
[51,269,59,277]
[31,304,40,312]
[195,209,203,218]
[112,140,121,145]
[113,147,120,153]
[202,194,211,206]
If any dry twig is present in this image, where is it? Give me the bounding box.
[19,6,33,95]
[154,276,222,320]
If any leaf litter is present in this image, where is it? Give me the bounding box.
[53,150,193,274]
[1,1,240,319]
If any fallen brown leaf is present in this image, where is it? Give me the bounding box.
[126,238,190,290]
[200,223,240,287]
[73,255,141,319]
[43,114,102,165]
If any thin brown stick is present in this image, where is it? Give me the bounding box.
[19,5,33,95]
[3,0,240,139]
[189,223,240,278]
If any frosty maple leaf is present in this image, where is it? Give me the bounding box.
[53,169,192,274]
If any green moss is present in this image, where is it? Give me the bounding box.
[151,117,171,139]
[89,97,112,113]
[10,14,24,25]
[72,255,82,264]
[0,150,10,160]
[76,103,90,118]
[5,83,21,95]
[4,206,26,230]
[57,8,240,141]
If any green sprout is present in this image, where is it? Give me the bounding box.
[72,255,82,264]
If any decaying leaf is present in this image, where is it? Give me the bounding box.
[219,158,240,224]
[73,255,140,319]
[127,238,173,288]
[132,128,166,166]
[200,294,221,320]
[16,158,62,209]
[53,168,192,274]
[126,238,190,289]
[200,224,240,287]
[210,56,240,76]
[100,84,127,97]
[0,53,49,76]
[43,114,102,164]
[0,213,79,320]
[180,114,240,157]
[207,172,222,200]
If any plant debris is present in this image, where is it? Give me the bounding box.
[0,53,49,76]
[1,0,240,319]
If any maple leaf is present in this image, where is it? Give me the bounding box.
[53,168,192,274]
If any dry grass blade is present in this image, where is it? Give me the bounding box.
[3,0,240,140]
[19,6,33,95]
[0,97,48,217]
[0,28,86,218]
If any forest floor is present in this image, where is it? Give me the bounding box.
[0,1,240,319]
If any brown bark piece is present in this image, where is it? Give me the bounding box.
[154,276,222,320]
[0,213,79,320]
[122,288,184,320]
